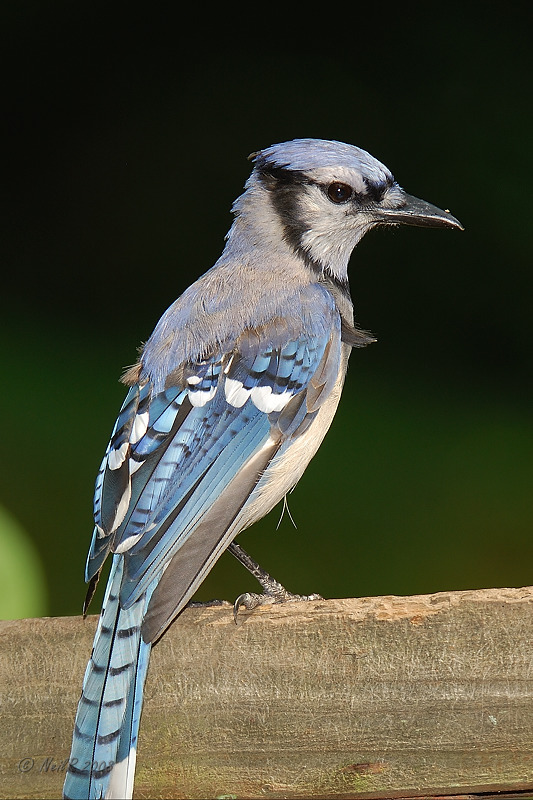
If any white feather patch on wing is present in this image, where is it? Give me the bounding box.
[111,482,132,533]
[188,386,217,407]
[115,531,144,553]
[223,354,235,374]
[224,377,250,408]
[130,411,149,444]
[107,441,129,471]
[128,457,144,475]
[251,385,293,413]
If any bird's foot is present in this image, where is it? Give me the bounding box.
[228,540,322,623]
[233,580,322,623]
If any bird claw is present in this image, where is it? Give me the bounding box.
[233,588,323,623]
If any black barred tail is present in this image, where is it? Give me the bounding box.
[63,556,152,799]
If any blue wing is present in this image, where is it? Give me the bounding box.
[87,311,342,640]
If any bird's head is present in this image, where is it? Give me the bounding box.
[243,138,462,284]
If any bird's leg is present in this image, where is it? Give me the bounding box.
[228,541,323,623]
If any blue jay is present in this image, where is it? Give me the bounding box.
[63,138,462,799]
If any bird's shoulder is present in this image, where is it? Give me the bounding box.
[131,261,348,392]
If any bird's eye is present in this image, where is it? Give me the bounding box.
[327,182,353,204]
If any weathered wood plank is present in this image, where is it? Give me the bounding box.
[1,587,533,799]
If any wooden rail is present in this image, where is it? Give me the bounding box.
[1,587,533,799]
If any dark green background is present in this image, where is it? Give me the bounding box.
[2,4,532,619]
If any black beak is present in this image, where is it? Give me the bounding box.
[375,192,463,231]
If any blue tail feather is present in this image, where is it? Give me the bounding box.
[64,556,152,799]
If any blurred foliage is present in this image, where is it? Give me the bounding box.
[0,505,47,619]
[1,3,531,618]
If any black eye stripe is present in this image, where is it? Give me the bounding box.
[363,176,388,202]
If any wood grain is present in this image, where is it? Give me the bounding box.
[1,587,533,799]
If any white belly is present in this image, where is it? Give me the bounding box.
[235,344,350,532]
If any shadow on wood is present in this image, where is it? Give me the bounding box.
[1,587,533,799]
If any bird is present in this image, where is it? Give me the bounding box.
[63,138,462,799]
